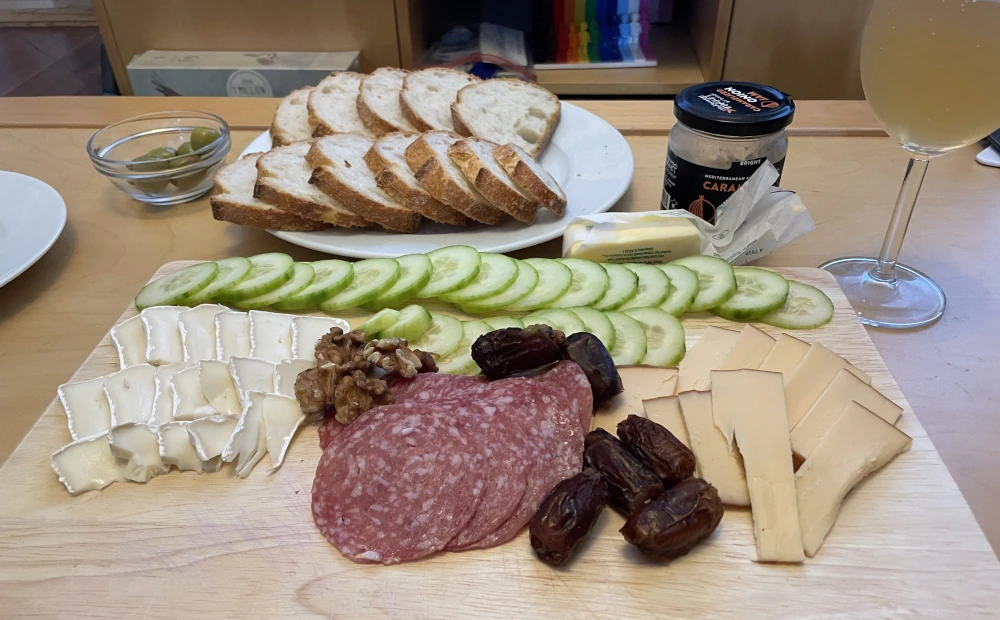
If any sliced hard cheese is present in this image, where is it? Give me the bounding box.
[718,324,775,371]
[223,391,268,478]
[675,390,749,506]
[229,356,276,408]
[110,314,148,369]
[178,303,227,362]
[187,414,239,461]
[249,310,294,363]
[51,431,126,495]
[171,364,218,421]
[58,376,112,440]
[157,421,207,473]
[790,369,903,459]
[291,315,350,360]
[785,343,872,428]
[274,359,313,398]
[215,310,251,361]
[713,369,804,562]
[261,393,306,472]
[200,359,242,416]
[103,364,157,427]
[759,333,810,379]
[140,306,185,365]
[676,326,739,393]
[150,361,189,426]
[591,366,677,433]
[642,394,690,449]
[796,401,911,557]
[108,422,168,482]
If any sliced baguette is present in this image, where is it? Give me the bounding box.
[357,68,417,136]
[307,72,372,138]
[211,154,328,232]
[400,67,481,132]
[270,87,315,147]
[307,134,421,233]
[404,131,506,225]
[253,141,367,228]
[493,143,567,216]
[448,138,540,224]
[451,79,560,157]
[364,132,468,226]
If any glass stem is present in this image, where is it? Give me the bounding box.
[870,156,930,283]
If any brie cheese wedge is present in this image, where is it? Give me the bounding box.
[187,414,239,461]
[223,391,268,478]
[200,359,242,416]
[51,431,126,495]
[229,356,276,408]
[140,306,185,366]
[215,311,251,361]
[274,358,313,398]
[178,304,227,362]
[157,421,206,473]
[150,361,189,426]
[103,364,157,427]
[108,422,169,483]
[249,310,294,363]
[261,393,306,472]
[291,315,350,360]
[171,364,218,421]
[110,314,148,369]
[58,376,112,440]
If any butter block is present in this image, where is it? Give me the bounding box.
[562,214,701,264]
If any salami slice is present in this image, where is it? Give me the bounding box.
[318,416,346,451]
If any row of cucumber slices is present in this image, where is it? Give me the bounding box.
[135,246,834,330]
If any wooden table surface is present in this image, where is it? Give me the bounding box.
[0,97,998,558]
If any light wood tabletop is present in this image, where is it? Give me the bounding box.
[0,96,997,560]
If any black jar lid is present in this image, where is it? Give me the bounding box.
[674,81,795,137]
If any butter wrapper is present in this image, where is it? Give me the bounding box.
[563,162,815,265]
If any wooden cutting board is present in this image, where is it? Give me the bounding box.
[0,263,997,618]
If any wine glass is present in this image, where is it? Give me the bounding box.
[820,0,1000,328]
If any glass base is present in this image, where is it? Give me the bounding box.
[819,257,945,329]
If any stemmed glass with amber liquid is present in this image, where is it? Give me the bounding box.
[821,0,1000,328]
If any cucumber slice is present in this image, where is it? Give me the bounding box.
[272,259,354,311]
[409,313,464,357]
[624,307,686,367]
[214,253,295,303]
[436,320,492,375]
[319,258,400,311]
[507,258,573,311]
[135,262,219,310]
[362,254,433,310]
[592,264,639,311]
[485,316,525,330]
[417,245,481,298]
[619,264,672,310]
[182,257,251,304]
[527,309,586,335]
[356,308,400,338]
[760,280,834,330]
[458,260,538,313]
[380,304,433,340]
[568,306,616,350]
[671,255,737,312]
[233,263,315,310]
[605,311,647,366]
[546,259,610,309]
[710,267,790,321]
[440,253,519,303]
[656,264,700,316]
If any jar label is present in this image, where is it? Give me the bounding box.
[661,151,785,224]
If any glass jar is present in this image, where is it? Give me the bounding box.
[661,81,794,224]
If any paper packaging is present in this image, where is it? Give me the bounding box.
[562,162,815,265]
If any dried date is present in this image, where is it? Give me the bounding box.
[562,332,623,404]
[471,325,565,380]
[529,469,610,566]
[620,477,724,561]
[584,429,664,516]
[617,415,696,487]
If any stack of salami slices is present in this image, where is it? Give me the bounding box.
[312,361,593,564]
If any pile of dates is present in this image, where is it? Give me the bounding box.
[530,415,724,566]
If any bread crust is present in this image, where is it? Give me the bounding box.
[493,144,567,216]
[450,80,560,157]
[448,140,540,224]
[356,94,398,137]
[405,134,506,225]
[309,166,420,233]
[364,143,468,225]
[253,180,366,227]
[270,87,314,148]
[210,197,329,231]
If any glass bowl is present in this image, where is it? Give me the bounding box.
[87,111,231,206]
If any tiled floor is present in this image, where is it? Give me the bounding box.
[0,26,103,96]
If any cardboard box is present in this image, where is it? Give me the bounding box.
[127,50,361,97]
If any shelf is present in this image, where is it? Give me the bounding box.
[536,24,704,96]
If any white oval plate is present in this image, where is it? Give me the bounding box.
[0,171,67,289]
[239,102,634,258]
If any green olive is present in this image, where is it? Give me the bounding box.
[168,142,200,170]
[190,127,221,151]
[126,152,169,173]
[170,170,207,190]
[146,146,177,159]
[130,177,170,194]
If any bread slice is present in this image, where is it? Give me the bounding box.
[307,134,421,233]
[364,132,468,226]
[451,79,560,157]
[404,131,506,225]
[357,68,418,136]
[448,138,540,224]
[307,72,372,137]
[270,87,315,147]
[211,154,328,232]
[400,68,481,132]
[253,141,367,228]
[493,143,567,216]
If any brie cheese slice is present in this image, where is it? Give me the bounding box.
[140,306,185,366]
[103,364,157,427]
[261,393,306,472]
[110,315,148,369]
[223,391,268,478]
[150,361,190,426]
[291,315,350,360]
[51,431,126,495]
[157,421,206,473]
[215,311,251,361]
[58,376,112,441]
[200,359,242,416]
[274,359,313,398]
[108,422,169,483]
[171,364,218,421]
[229,356,276,408]
[187,414,239,461]
[249,310,294,363]
[178,304,227,362]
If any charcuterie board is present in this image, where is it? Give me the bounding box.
[0,262,997,618]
